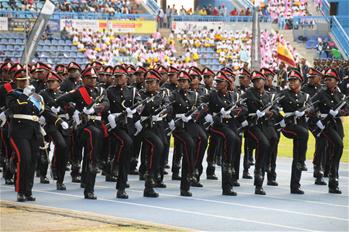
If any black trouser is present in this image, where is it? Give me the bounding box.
[243,135,254,171]
[71,128,82,178]
[80,124,103,194]
[246,125,272,188]
[282,124,308,190]
[173,130,195,191]
[171,138,182,175]
[10,136,39,196]
[49,129,69,184]
[141,127,163,187]
[110,129,133,190]
[210,125,240,191]
[130,133,142,172]
[267,129,279,182]
[310,124,327,178]
[1,126,14,181]
[193,125,208,182]
[36,137,49,178]
[318,123,344,189]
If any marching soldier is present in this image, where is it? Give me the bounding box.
[278,70,310,194]
[39,71,70,190]
[56,67,110,199]
[107,66,139,199]
[31,62,51,93]
[242,71,279,195]
[134,70,172,198]
[7,69,67,202]
[312,69,348,194]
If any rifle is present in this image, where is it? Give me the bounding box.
[165,103,207,136]
[316,96,348,137]
[203,98,247,130]
[248,95,285,127]
[134,100,175,136]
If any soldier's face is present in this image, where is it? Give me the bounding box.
[240,76,250,87]
[289,79,301,91]
[215,80,227,92]
[168,73,178,84]
[204,75,213,86]
[47,80,60,90]
[83,76,97,87]
[145,79,158,92]
[106,75,114,85]
[160,73,168,84]
[16,79,29,89]
[69,69,81,80]
[98,74,107,83]
[190,77,200,90]
[325,77,337,89]
[178,79,190,90]
[253,79,265,90]
[116,75,128,86]
[135,73,145,84]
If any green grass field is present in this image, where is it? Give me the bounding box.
[169,116,349,163]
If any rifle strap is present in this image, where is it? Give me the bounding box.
[78,87,93,106]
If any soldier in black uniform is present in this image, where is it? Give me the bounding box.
[107,66,139,199]
[278,70,310,194]
[168,71,207,195]
[7,69,66,202]
[129,66,147,176]
[202,72,246,196]
[55,64,68,81]
[60,62,82,183]
[242,71,279,195]
[302,68,326,185]
[30,62,50,93]
[56,67,110,199]
[134,70,172,198]
[312,69,348,194]
[0,62,19,185]
[261,68,281,186]
[39,71,70,190]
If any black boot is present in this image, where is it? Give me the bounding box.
[144,175,158,197]
[25,194,36,201]
[5,179,14,185]
[117,189,129,199]
[40,176,50,184]
[223,189,237,196]
[17,193,26,202]
[56,182,67,191]
[72,176,81,183]
[329,177,342,194]
[222,163,236,195]
[255,186,266,195]
[105,175,117,182]
[291,188,304,194]
[206,162,218,180]
[180,189,192,197]
[242,170,252,179]
[172,165,181,180]
[84,192,97,200]
[315,176,327,185]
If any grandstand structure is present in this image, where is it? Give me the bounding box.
[0,0,348,69]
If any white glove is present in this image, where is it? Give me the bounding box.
[73,110,81,125]
[329,109,338,117]
[0,112,7,127]
[168,119,176,131]
[126,107,136,118]
[256,110,265,118]
[295,110,305,117]
[204,114,213,124]
[39,116,46,126]
[23,85,35,96]
[220,107,231,117]
[316,120,325,130]
[83,107,95,115]
[108,114,117,129]
[134,120,143,135]
[241,120,249,128]
[279,119,286,128]
[51,106,61,114]
[61,121,69,130]
[181,114,192,123]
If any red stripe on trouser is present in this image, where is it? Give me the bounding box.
[101,122,108,138]
[144,139,154,170]
[112,132,124,163]
[247,130,260,162]
[173,133,192,173]
[282,129,297,137]
[83,128,94,163]
[210,127,228,162]
[9,138,21,193]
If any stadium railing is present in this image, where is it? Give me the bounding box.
[331,16,349,57]
[142,0,160,16]
[171,15,271,23]
[0,10,154,20]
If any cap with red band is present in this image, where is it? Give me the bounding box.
[288,70,303,82]
[215,71,233,85]
[324,68,340,81]
[81,67,98,79]
[202,67,215,76]
[113,65,128,76]
[46,71,63,82]
[14,69,30,81]
[250,71,266,81]
[178,71,192,82]
[145,70,162,82]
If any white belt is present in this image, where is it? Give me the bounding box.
[111,113,122,117]
[13,114,39,122]
[320,114,328,118]
[58,113,69,119]
[213,112,231,119]
[175,114,185,118]
[87,115,102,121]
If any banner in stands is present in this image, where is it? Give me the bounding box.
[8,18,36,31]
[0,17,8,31]
[99,20,156,33]
[60,19,99,32]
[46,19,60,33]
[171,21,225,33]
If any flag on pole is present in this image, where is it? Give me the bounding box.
[277,43,296,67]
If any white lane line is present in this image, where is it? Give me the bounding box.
[91,185,348,223]
[3,186,317,232]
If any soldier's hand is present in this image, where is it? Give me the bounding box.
[295,110,305,117]
[0,112,6,127]
[256,109,265,118]
[51,106,61,114]
[83,107,95,115]
[126,107,136,118]
[61,121,69,130]
[107,114,117,129]
[329,109,338,117]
